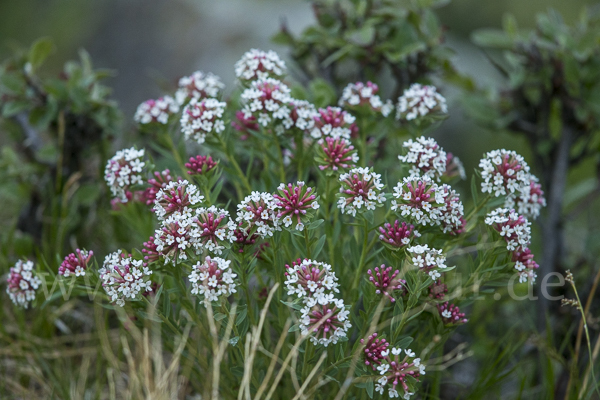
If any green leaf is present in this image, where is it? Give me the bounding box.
[471,29,513,48]
[214,312,227,321]
[366,380,374,398]
[0,73,26,94]
[281,300,303,311]
[321,44,354,67]
[2,100,29,118]
[312,235,327,258]
[288,324,300,332]
[28,37,55,70]
[395,336,414,349]
[308,219,324,230]
[235,308,248,325]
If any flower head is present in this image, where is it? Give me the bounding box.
[339,81,393,117]
[181,97,226,144]
[396,83,447,121]
[193,206,236,255]
[361,333,390,370]
[240,78,293,134]
[235,48,287,82]
[337,167,386,216]
[134,96,179,124]
[391,176,447,226]
[285,259,339,305]
[153,180,204,220]
[274,181,320,231]
[479,149,531,201]
[186,155,218,176]
[315,137,359,173]
[310,106,358,140]
[367,265,407,302]
[59,249,93,277]
[437,302,467,325]
[407,245,447,280]
[104,147,146,202]
[100,252,153,307]
[374,346,425,399]
[398,136,447,181]
[235,191,281,238]
[152,211,198,264]
[300,298,352,347]
[379,220,420,250]
[6,260,42,308]
[189,256,237,305]
[175,71,224,105]
[485,208,531,252]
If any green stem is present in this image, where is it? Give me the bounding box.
[351,217,371,290]
[302,341,315,379]
[217,135,251,193]
[465,194,492,223]
[304,229,312,259]
[572,279,600,399]
[164,132,190,179]
[272,131,286,183]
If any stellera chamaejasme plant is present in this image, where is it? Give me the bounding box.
[6,48,546,398]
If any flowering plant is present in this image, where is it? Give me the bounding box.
[2,42,555,398]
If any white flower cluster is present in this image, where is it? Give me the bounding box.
[100,252,153,307]
[406,245,447,280]
[175,71,224,105]
[479,149,530,197]
[310,107,356,140]
[391,176,446,226]
[479,149,546,219]
[285,259,339,306]
[152,208,237,265]
[235,48,287,82]
[189,256,237,305]
[514,177,546,219]
[299,298,352,347]
[339,82,393,117]
[290,99,318,131]
[337,167,386,217]
[134,96,180,124]
[104,147,146,202]
[195,206,238,255]
[6,260,42,308]
[153,180,204,220]
[399,136,448,181]
[484,208,531,252]
[240,77,294,134]
[439,184,465,234]
[374,347,425,399]
[180,98,226,144]
[396,83,447,121]
[235,191,282,238]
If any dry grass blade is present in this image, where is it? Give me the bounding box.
[238,283,279,400]
[291,352,328,400]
